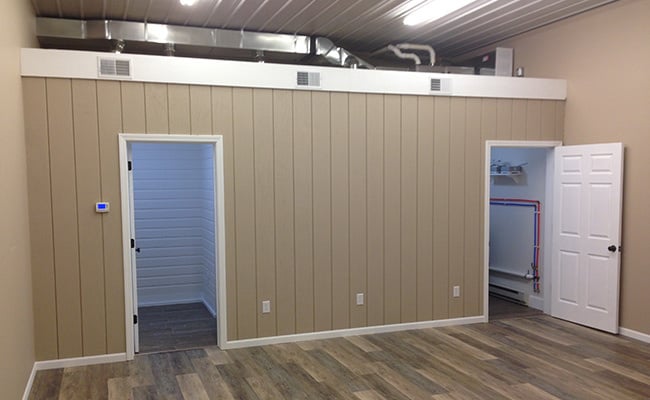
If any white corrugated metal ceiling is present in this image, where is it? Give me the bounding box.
[31,0,616,58]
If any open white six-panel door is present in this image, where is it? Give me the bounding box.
[552,143,624,333]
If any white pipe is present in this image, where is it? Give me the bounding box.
[387,44,421,65]
[395,43,436,66]
[490,267,534,280]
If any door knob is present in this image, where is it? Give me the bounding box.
[608,245,617,252]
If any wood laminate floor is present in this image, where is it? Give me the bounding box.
[29,315,650,399]
[138,303,217,354]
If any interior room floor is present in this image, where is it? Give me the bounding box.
[29,314,650,399]
[138,302,217,354]
[489,294,544,320]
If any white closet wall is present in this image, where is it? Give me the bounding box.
[200,145,217,315]
[133,143,216,309]
[489,147,549,300]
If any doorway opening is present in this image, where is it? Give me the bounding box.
[119,135,227,359]
[483,141,560,321]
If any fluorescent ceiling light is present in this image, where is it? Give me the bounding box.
[403,0,476,26]
[180,0,198,6]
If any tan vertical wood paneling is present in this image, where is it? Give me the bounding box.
[366,94,385,327]
[496,99,513,140]
[26,77,565,356]
[47,78,83,358]
[168,84,191,134]
[23,78,58,360]
[464,98,482,317]
[480,99,498,316]
[526,100,542,140]
[144,83,169,134]
[121,82,146,133]
[272,90,296,336]
[433,97,450,320]
[252,89,276,338]
[311,92,332,332]
[480,98,497,198]
[416,96,434,322]
[331,92,350,330]
[511,100,527,141]
[540,100,557,140]
[97,81,126,354]
[555,101,565,142]
[190,85,213,135]
[400,96,418,323]
[383,95,401,324]
[292,91,314,334]
[449,98,466,318]
[232,88,257,339]
[349,93,367,328]
[211,87,237,340]
[72,80,106,356]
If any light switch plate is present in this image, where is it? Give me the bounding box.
[262,300,271,314]
[356,293,364,305]
[453,286,460,297]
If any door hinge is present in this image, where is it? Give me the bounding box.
[128,161,132,171]
[131,238,135,249]
[133,315,138,324]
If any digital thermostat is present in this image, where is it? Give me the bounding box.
[95,202,110,213]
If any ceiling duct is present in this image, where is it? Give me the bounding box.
[313,37,373,69]
[36,17,372,69]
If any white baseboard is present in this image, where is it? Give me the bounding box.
[528,295,544,311]
[620,327,650,344]
[34,353,127,371]
[202,297,217,318]
[21,363,37,400]
[222,315,485,350]
[137,298,203,308]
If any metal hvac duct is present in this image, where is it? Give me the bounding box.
[35,17,373,68]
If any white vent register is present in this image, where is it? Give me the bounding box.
[296,71,321,88]
[98,57,132,79]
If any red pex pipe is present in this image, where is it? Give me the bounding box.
[490,197,542,292]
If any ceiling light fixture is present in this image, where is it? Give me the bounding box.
[403,0,476,26]
[179,0,198,6]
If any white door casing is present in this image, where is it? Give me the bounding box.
[127,146,140,354]
[552,143,624,333]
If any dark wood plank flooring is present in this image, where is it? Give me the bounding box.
[138,302,217,354]
[489,295,544,320]
[29,315,650,399]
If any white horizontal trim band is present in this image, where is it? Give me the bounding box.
[222,315,485,349]
[21,49,566,100]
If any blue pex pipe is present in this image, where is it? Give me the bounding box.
[490,202,538,267]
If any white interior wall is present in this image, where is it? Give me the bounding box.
[489,147,549,304]
[133,143,216,310]
[200,145,217,316]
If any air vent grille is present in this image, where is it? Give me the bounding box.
[430,78,442,92]
[98,57,132,79]
[297,71,321,87]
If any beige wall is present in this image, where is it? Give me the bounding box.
[24,77,564,359]
[483,0,650,335]
[0,0,36,398]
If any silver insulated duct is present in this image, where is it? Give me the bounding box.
[36,17,372,68]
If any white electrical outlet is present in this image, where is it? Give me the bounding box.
[262,300,271,314]
[453,286,461,298]
[356,293,364,305]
